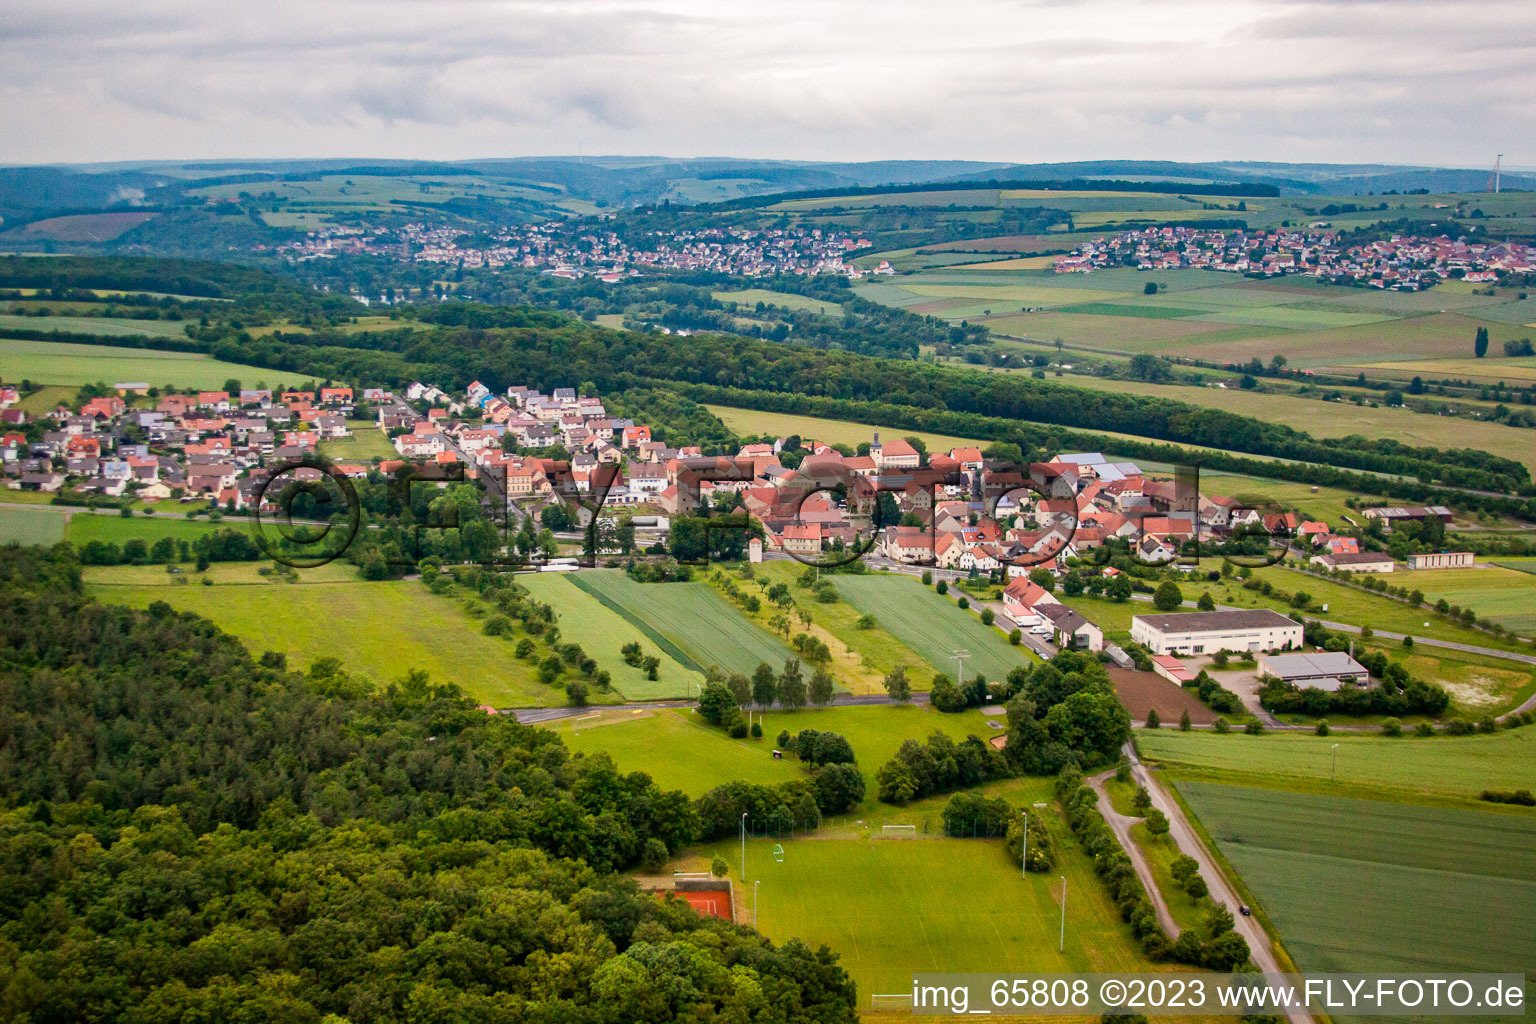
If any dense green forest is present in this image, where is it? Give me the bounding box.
[0,546,858,1023]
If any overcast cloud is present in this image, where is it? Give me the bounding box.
[1,0,1530,166]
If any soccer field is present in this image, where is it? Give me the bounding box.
[1178,783,1536,1024]
[684,830,1172,1004]
[832,573,1031,684]
[568,569,795,677]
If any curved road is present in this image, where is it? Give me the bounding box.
[1114,741,1314,1024]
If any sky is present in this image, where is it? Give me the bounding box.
[1,0,1531,167]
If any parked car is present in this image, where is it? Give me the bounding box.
[1239,905,1252,916]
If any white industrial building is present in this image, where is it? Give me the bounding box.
[1130,608,1302,656]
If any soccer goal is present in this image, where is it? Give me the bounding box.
[877,824,918,839]
[870,993,914,1012]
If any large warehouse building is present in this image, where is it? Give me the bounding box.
[1130,608,1303,656]
[1255,651,1370,691]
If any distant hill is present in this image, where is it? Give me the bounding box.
[1,156,1529,244]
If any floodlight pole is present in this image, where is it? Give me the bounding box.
[741,812,748,880]
[754,879,761,928]
[1331,743,1340,783]
[1059,876,1067,953]
[1021,811,1027,879]
[952,649,971,688]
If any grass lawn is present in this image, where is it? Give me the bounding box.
[1139,728,1536,802]
[712,288,844,317]
[14,384,76,414]
[1128,821,1215,933]
[1401,565,1536,635]
[87,577,563,707]
[519,572,703,700]
[64,510,228,546]
[706,404,983,454]
[1254,566,1534,651]
[546,702,1011,818]
[0,505,66,544]
[318,421,397,462]
[0,338,310,390]
[675,828,1176,1007]
[568,569,795,677]
[832,573,1033,685]
[550,707,804,794]
[1176,782,1535,1023]
[0,314,192,338]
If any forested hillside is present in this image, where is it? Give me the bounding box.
[0,546,858,1023]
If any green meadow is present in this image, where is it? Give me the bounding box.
[0,338,309,390]
[86,576,559,707]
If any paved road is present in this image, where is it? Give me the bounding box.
[1118,741,1314,1024]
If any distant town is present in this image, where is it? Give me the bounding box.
[277,221,886,283]
[1054,226,1536,289]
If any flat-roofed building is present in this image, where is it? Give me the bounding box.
[1130,608,1301,656]
[1310,550,1395,573]
[1256,651,1369,691]
[1406,551,1474,570]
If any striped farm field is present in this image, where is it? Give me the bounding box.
[1177,783,1536,1024]
[519,572,703,700]
[1140,728,1536,800]
[568,569,795,677]
[831,573,1032,685]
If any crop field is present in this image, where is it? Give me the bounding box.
[1178,783,1535,1022]
[88,577,557,707]
[0,506,66,545]
[831,574,1031,684]
[1108,668,1215,725]
[712,288,845,317]
[1140,729,1536,800]
[0,339,308,390]
[3,211,158,242]
[1401,565,1536,634]
[568,569,795,677]
[1052,375,1536,473]
[681,829,1174,1006]
[1349,357,1536,383]
[518,573,703,699]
